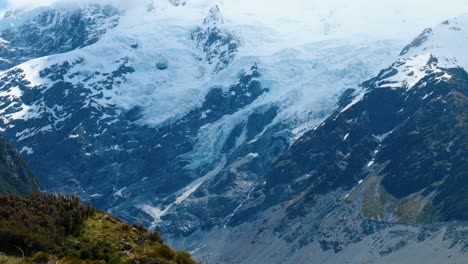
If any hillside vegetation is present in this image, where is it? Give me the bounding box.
[0,193,198,264]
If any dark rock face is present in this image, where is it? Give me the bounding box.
[191,6,240,73]
[169,0,187,7]
[400,28,432,56]
[0,4,120,70]
[379,69,467,196]
[0,138,39,196]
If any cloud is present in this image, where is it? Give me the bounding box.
[5,0,57,9]
[2,0,468,41]
[2,0,152,10]
[219,0,468,36]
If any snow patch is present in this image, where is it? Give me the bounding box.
[20,146,34,155]
[343,133,350,141]
[114,186,127,197]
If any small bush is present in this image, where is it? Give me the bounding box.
[175,251,198,264]
[146,244,176,260]
[132,223,147,233]
[119,223,130,231]
[33,252,50,263]
[147,231,163,243]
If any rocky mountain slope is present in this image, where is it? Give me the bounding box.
[168,13,468,264]
[0,138,38,196]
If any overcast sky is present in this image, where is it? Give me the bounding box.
[1,0,468,40]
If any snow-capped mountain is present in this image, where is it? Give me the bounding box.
[0,1,466,263]
[167,14,468,264]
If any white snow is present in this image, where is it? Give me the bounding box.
[20,146,34,154]
[114,186,127,197]
[374,131,394,142]
[344,179,365,200]
[344,133,350,141]
[340,89,367,114]
[247,153,259,158]
[377,54,438,90]
[17,58,49,87]
[401,15,468,70]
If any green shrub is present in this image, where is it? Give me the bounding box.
[132,223,147,233]
[0,193,91,255]
[158,245,176,260]
[147,231,163,243]
[119,223,130,231]
[175,251,198,264]
[33,252,50,263]
[146,244,176,260]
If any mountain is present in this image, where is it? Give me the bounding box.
[0,1,466,263]
[263,55,467,223]
[0,138,39,196]
[166,14,468,264]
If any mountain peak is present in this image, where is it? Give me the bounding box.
[169,0,187,7]
[204,5,224,26]
[399,15,468,70]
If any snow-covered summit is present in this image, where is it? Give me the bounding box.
[399,14,468,70]
[203,5,223,25]
[350,15,468,93]
[192,5,239,73]
[168,0,187,7]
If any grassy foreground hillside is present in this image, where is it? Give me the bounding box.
[0,193,198,264]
